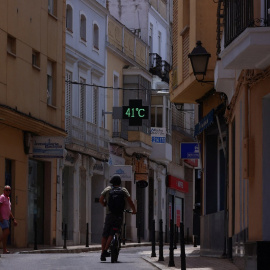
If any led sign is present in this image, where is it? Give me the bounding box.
[122,99,149,126]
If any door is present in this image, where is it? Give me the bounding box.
[28,160,44,245]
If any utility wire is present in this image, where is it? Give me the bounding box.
[65,80,169,91]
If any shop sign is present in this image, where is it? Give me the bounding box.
[180,142,200,159]
[184,159,199,167]
[32,136,64,158]
[93,161,104,175]
[168,175,188,193]
[109,165,133,181]
[194,109,214,137]
[151,127,166,144]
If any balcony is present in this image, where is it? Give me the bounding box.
[107,15,149,70]
[220,1,270,70]
[65,116,109,159]
[149,53,162,77]
[149,53,170,83]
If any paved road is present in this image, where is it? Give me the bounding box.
[0,247,156,270]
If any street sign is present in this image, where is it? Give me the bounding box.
[180,142,200,159]
[122,99,149,126]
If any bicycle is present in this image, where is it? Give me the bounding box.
[109,209,133,263]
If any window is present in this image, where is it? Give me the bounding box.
[79,77,85,119]
[158,31,161,56]
[32,50,40,68]
[113,75,120,132]
[93,86,98,125]
[149,24,153,53]
[93,23,99,50]
[66,5,73,32]
[47,60,55,106]
[48,0,57,17]
[65,71,72,131]
[7,35,16,55]
[151,96,163,127]
[80,14,86,41]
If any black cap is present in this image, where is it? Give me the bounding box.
[110,175,122,186]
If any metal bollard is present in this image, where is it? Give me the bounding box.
[174,224,177,249]
[151,220,156,257]
[180,222,186,270]
[34,219,38,250]
[63,224,67,249]
[86,223,89,247]
[165,224,168,243]
[123,221,126,245]
[168,220,175,267]
[137,222,141,243]
[158,219,164,261]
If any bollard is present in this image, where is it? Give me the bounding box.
[194,235,197,247]
[165,224,168,243]
[180,223,186,270]
[137,222,141,243]
[168,219,175,267]
[187,227,189,244]
[174,224,177,249]
[158,219,164,261]
[63,224,67,249]
[123,221,126,245]
[34,219,38,250]
[86,223,89,247]
[151,220,156,257]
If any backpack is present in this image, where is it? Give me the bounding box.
[108,187,125,215]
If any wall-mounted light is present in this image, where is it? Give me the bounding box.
[188,41,213,83]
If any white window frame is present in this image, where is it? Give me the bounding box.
[93,22,99,50]
[66,4,73,32]
[80,13,87,41]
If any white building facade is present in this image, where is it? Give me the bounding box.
[57,0,109,245]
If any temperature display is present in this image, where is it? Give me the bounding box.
[122,99,149,126]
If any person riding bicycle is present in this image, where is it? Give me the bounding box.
[99,175,136,261]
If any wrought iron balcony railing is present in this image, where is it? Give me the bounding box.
[149,53,163,78]
[162,60,170,83]
[224,0,269,47]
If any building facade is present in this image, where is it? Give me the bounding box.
[216,1,270,269]
[0,0,66,247]
[169,0,228,254]
[60,0,109,245]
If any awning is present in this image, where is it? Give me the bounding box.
[194,109,214,137]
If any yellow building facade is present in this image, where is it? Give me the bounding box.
[0,0,66,247]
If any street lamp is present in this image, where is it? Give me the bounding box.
[188,41,213,83]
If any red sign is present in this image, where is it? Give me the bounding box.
[184,159,198,167]
[168,175,188,193]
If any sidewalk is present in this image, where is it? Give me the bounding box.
[143,245,240,270]
[7,243,240,270]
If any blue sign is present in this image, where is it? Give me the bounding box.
[180,143,200,159]
[194,109,214,137]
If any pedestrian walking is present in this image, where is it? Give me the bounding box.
[0,185,17,254]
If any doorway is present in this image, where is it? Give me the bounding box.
[28,160,45,245]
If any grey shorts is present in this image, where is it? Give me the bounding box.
[0,219,10,230]
[102,214,123,238]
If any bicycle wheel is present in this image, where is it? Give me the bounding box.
[110,238,118,263]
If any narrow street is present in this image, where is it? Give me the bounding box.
[0,247,156,270]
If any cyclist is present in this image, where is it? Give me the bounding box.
[99,175,136,261]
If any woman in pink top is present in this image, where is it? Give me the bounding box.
[0,185,17,254]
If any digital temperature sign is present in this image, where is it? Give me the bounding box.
[122,99,149,126]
